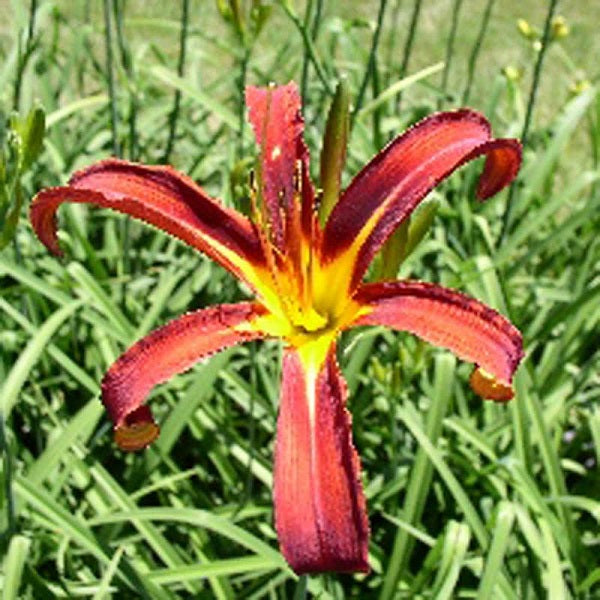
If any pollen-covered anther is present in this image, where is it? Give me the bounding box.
[470,366,514,402]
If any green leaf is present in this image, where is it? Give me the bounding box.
[476,502,516,600]
[2,535,31,600]
[0,299,83,419]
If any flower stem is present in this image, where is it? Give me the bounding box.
[461,0,494,105]
[500,0,560,242]
[353,0,388,118]
[439,0,463,109]
[112,0,138,161]
[12,0,38,111]
[396,0,423,111]
[282,3,333,96]
[103,0,120,157]
[163,0,190,163]
[300,0,324,104]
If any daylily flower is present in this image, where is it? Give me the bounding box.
[30,82,523,575]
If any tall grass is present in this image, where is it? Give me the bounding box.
[1,1,599,598]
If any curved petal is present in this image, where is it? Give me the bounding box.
[322,110,521,289]
[246,83,315,249]
[274,343,369,574]
[353,281,523,395]
[102,302,268,451]
[30,159,266,288]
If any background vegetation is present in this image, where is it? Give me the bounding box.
[1,0,599,598]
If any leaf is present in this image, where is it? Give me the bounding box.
[0,299,83,419]
[2,535,31,600]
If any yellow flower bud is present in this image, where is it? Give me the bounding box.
[517,18,533,38]
[569,79,591,96]
[502,66,522,82]
[551,15,569,39]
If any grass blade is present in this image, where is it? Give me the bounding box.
[2,535,31,600]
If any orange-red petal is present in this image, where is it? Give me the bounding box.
[353,281,523,394]
[274,344,369,574]
[245,83,315,247]
[30,159,266,287]
[322,110,521,288]
[103,302,268,451]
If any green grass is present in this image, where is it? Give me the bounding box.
[1,1,600,598]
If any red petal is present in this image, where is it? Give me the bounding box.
[102,302,267,451]
[245,83,315,248]
[354,281,523,390]
[274,345,369,574]
[322,110,521,288]
[30,159,266,286]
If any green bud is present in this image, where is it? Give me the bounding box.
[11,105,46,172]
[374,197,439,281]
[249,1,271,37]
[319,78,350,224]
[404,197,439,258]
[377,220,409,280]
[22,105,46,170]
[0,181,23,249]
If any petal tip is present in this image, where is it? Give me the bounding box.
[475,139,522,200]
[282,544,370,575]
[470,367,515,402]
[113,406,160,452]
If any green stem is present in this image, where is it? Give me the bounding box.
[439,0,463,109]
[371,55,382,149]
[163,0,190,163]
[353,0,388,118]
[237,47,250,161]
[500,0,560,241]
[396,0,422,111]
[103,0,120,157]
[13,0,38,111]
[462,0,494,105]
[112,0,138,160]
[384,0,403,88]
[282,3,333,96]
[300,0,313,103]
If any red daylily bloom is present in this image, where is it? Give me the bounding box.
[31,82,523,575]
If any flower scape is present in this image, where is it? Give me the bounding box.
[30,82,523,575]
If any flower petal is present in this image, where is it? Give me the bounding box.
[274,344,369,574]
[30,159,266,288]
[102,302,268,451]
[353,281,523,393]
[246,83,315,248]
[322,110,521,289]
